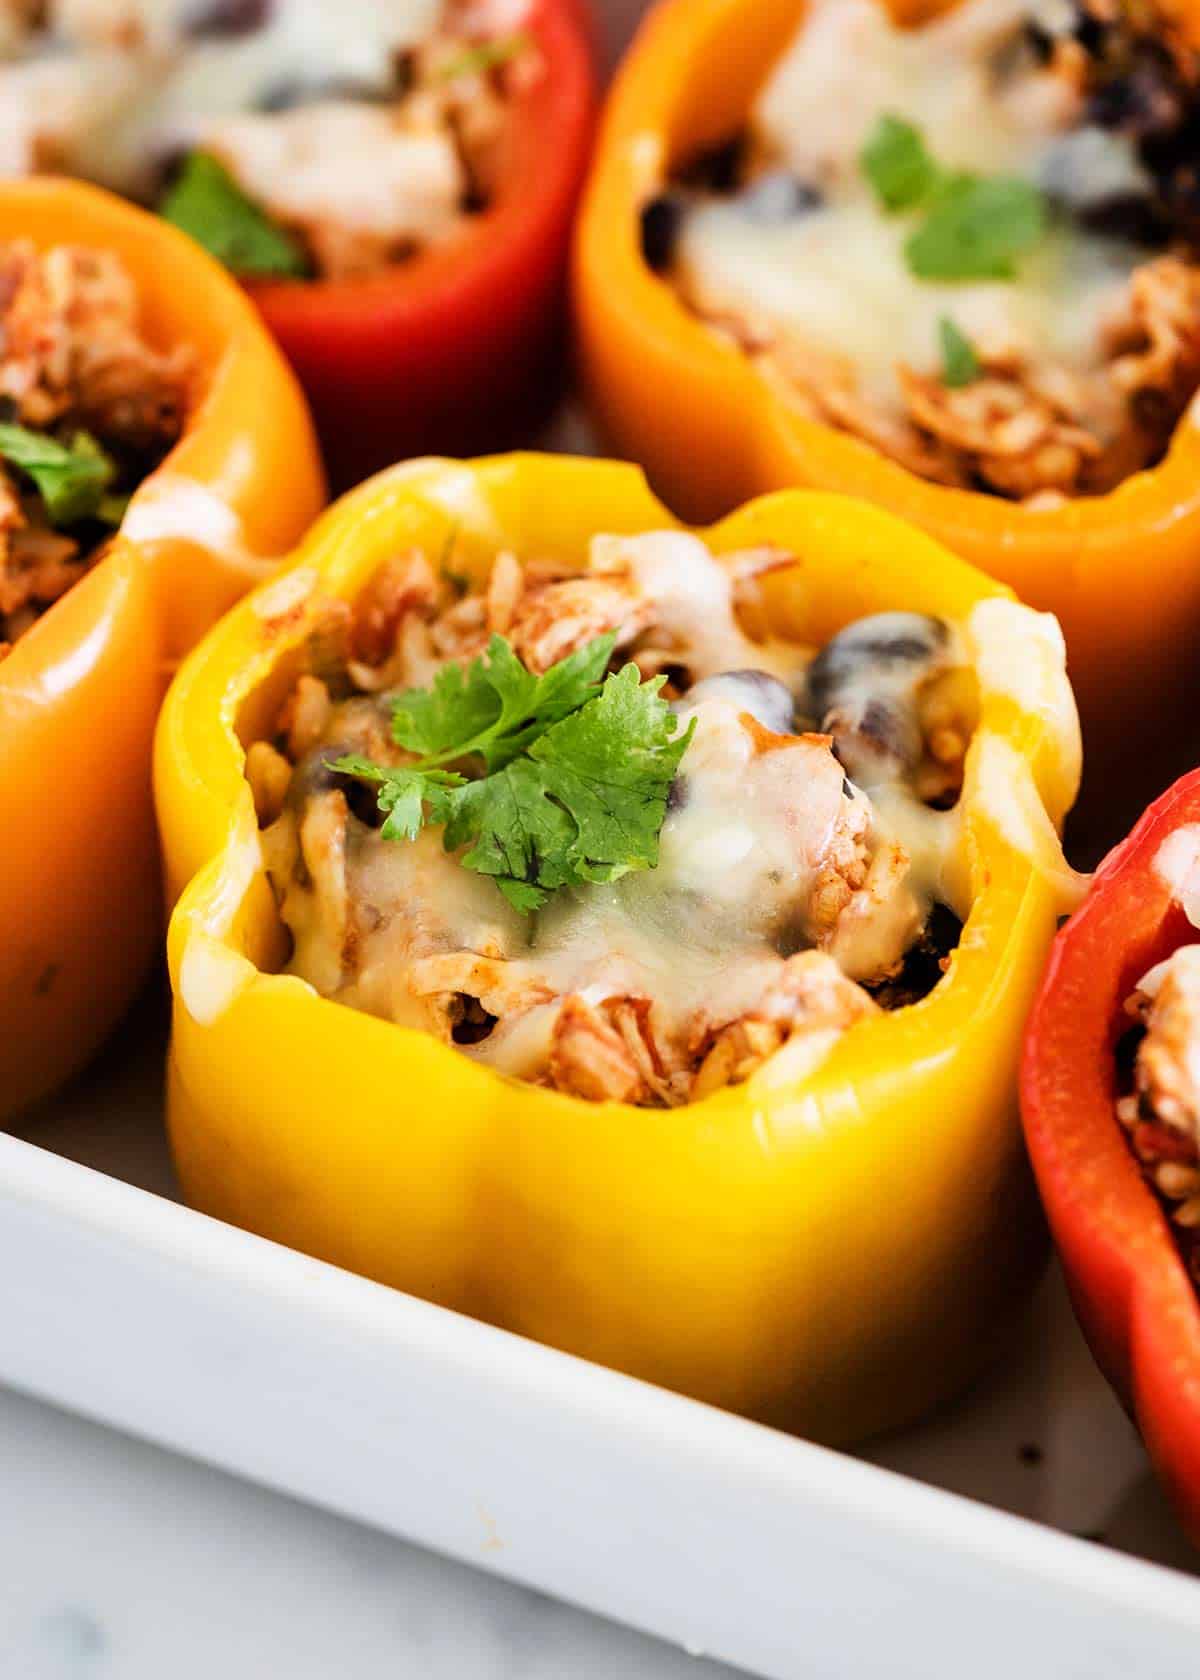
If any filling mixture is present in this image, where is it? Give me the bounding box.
[0,0,535,281]
[1118,912,1200,1283]
[248,532,977,1106]
[0,237,188,657]
[646,0,1200,501]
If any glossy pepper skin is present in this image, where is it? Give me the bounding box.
[1022,770,1200,1544]
[574,0,1200,838]
[245,0,596,490]
[0,180,325,1125]
[156,454,1081,1442]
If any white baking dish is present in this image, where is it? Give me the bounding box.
[4,996,1200,1680]
[6,4,1200,1669]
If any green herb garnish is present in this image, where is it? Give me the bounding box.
[938,316,980,387]
[331,632,694,912]
[907,175,1047,281]
[0,425,120,526]
[160,153,310,279]
[861,113,1048,282]
[436,32,530,81]
[859,114,939,213]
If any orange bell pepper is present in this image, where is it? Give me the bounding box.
[574,0,1200,839]
[0,179,325,1124]
[156,454,1082,1443]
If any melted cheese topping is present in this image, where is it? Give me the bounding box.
[590,529,801,682]
[675,0,1148,408]
[207,102,464,246]
[262,534,976,1091]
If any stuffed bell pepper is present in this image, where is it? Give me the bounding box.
[1023,768,1200,1543]
[576,0,1200,832]
[0,0,596,485]
[0,177,324,1124]
[157,453,1080,1441]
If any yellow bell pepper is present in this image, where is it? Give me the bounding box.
[156,454,1080,1443]
[574,0,1200,839]
[0,180,325,1123]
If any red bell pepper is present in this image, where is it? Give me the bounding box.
[1022,770,1200,1542]
[246,0,595,488]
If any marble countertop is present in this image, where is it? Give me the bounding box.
[0,1381,744,1680]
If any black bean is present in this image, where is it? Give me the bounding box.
[679,136,745,194]
[391,49,418,98]
[1021,4,1106,61]
[640,194,687,273]
[856,697,904,756]
[289,746,384,828]
[666,774,689,814]
[1113,1022,1145,1088]
[738,171,822,224]
[184,0,272,39]
[1076,190,1171,247]
[807,614,947,715]
[342,776,387,830]
[686,669,797,734]
[864,904,963,1011]
[256,75,390,113]
[1022,19,1055,65]
[1087,55,1187,140]
[1069,1,1109,56]
[452,997,498,1045]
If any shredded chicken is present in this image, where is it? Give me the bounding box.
[0,239,188,657]
[1117,947,1200,1273]
[691,951,879,1101]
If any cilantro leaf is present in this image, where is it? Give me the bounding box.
[325,754,464,842]
[332,635,693,913]
[860,114,940,212]
[436,32,529,81]
[906,175,1047,281]
[938,316,980,387]
[390,656,513,763]
[0,425,117,526]
[160,152,310,279]
[860,114,1048,283]
[444,758,578,903]
[390,631,615,772]
[442,666,695,903]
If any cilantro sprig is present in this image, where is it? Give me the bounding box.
[0,425,123,527]
[160,153,311,279]
[331,633,694,912]
[860,114,1047,282]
